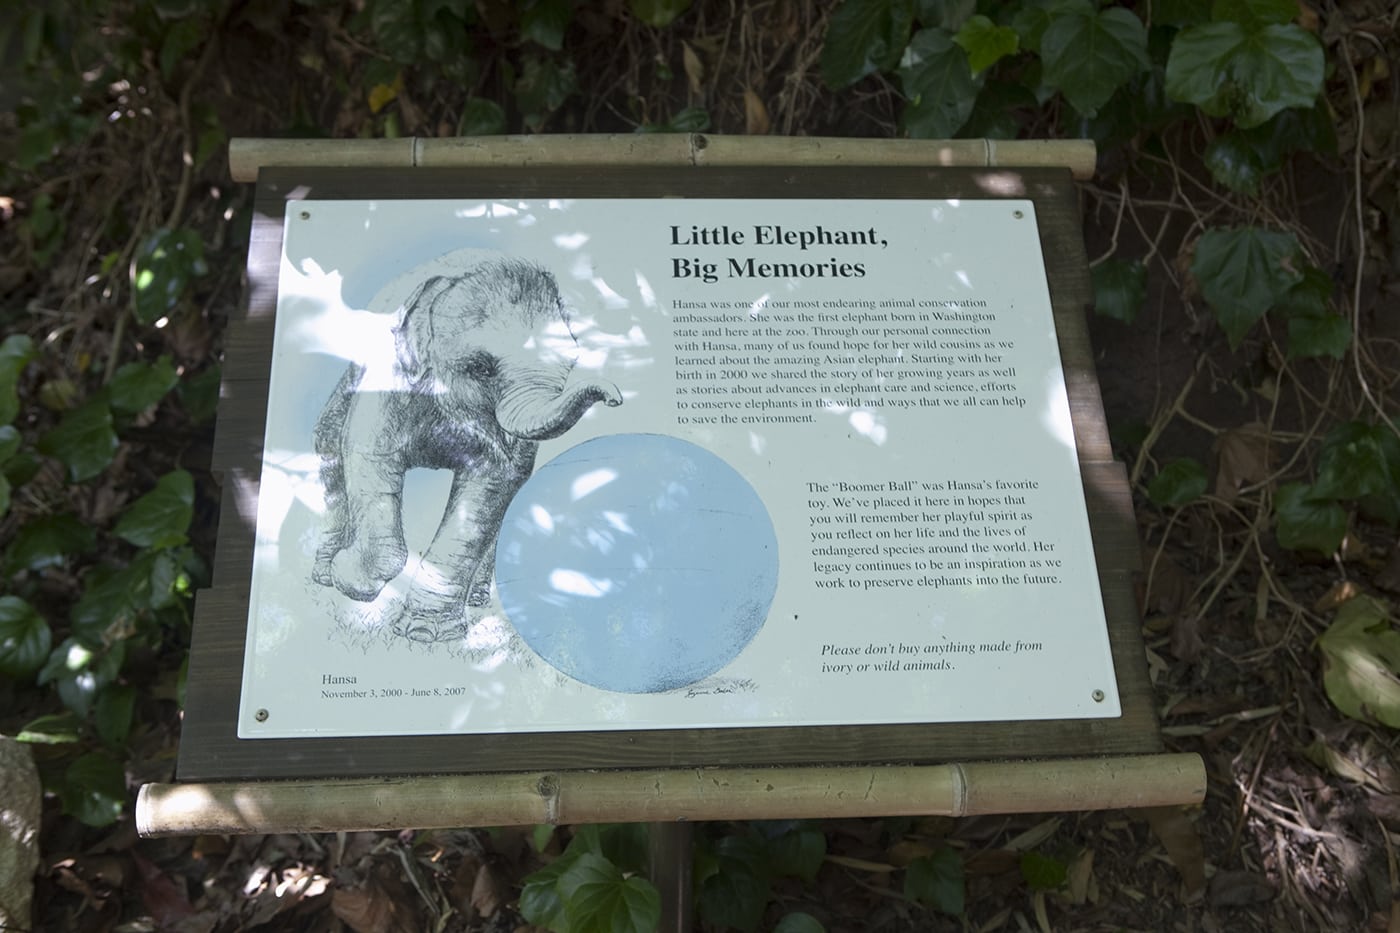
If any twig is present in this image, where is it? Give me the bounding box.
[1340,36,1399,439]
[165,26,223,230]
[1130,360,1200,486]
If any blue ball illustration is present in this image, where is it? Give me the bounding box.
[495,434,779,693]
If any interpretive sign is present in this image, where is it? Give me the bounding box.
[237,195,1120,740]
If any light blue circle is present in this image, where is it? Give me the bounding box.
[495,434,779,693]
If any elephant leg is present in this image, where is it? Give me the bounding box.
[323,391,411,602]
[467,541,496,608]
[396,468,526,641]
[311,366,360,588]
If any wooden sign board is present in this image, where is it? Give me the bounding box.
[178,163,1159,783]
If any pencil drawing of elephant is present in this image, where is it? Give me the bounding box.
[311,256,622,642]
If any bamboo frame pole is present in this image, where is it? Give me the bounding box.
[137,754,1203,837]
[227,135,1096,184]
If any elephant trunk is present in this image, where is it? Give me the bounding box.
[497,377,622,441]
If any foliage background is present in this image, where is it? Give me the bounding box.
[1,0,1398,930]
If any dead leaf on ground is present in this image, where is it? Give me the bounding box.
[744,88,770,134]
[682,42,704,97]
[1142,806,1206,901]
[1065,848,1097,905]
[1170,609,1206,662]
[470,861,510,918]
[1213,421,1271,503]
[1145,550,1192,616]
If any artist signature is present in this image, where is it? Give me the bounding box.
[685,678,758,699]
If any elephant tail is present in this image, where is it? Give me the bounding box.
[497,378,623,441]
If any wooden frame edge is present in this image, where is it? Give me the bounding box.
[137,753,1204,836]
[228,136,1097,184]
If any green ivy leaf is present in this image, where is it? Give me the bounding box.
[71,558,157,647]
[16,711,83,744]
[1019,850,1069,890]
[1164,22,1323,128]
[638,106,712,133]
[698,835,771,933]
[1210,0,1297,27]
[1039,1,1149,116]
[1318,596,1400,728]
[518,854,574,931]
[821,0,915,89]
[521,0,571,50]
[1155,0,1212,26]
[1314,421,1400,525]
[558,853,661,933]
[61,751,127,827]
[366,0,421,62]
[1204,133,1265,195]
[1278,267,1349,360]
[132,227,207,325]
[1092,258,1147,323]
[0,334,35,426]
[1147,458,1209,507]
[898,28,978,138]
[0,595,51,678]
[108,356,179,414]
[4,512,97,573]
[0,473,9,519]
[904,848,965,915]
[0,424,22,463]
[774,913,827,933]
[38,397,118,482]
[159,15,205,80]
[1239,104,1337,166]
[1190,227,1302,347]
[458,98,506,135]
[629,0,692,28]
[177,365,221,424]
[568,824,652,875]
[766,828,826,882]
[95,683,137,746]
[916,0,974,32]
[1274,482,1346,555]
[962,79,1037,139]
[954,14,1018,73]
[515,56,578,130]
[43,638,125,718]
[114,469,194,548]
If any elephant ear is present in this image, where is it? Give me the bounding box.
[394,276,456,380]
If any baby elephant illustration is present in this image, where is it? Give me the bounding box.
[312,256,622,641]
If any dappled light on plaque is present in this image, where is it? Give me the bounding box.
[236,196,1120,740]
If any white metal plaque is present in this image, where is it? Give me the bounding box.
[237,197,1121,738]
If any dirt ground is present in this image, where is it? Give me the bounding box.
[7,2,1400,931]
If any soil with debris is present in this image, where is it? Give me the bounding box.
[4,2,1399,931]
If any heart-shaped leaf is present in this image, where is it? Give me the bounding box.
[1092,258,1148,323]
[39,397,118,482]
[1274,482,1346,555]
[114,469,194,548]
[0,335,35,426]
[0,595,51,678]
[1039,1,1149,116]
[1318,596,1400,728]
[1190,226,1302,347]
[904,847,964,915]
[898,28,978,138]
[109,356,179,414]
[1148,458,1209,507]
[1165,21,1323,128]
[558,853,661,933]
[821,0,914,89]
